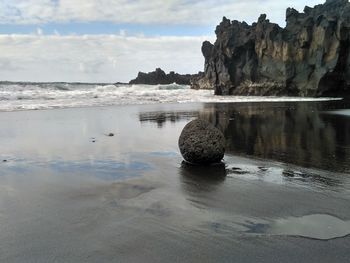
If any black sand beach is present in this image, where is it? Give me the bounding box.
[1,101,350,262]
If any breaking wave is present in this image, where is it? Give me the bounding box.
[0,82,341,112]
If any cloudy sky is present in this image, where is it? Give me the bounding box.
[0,0,324,83]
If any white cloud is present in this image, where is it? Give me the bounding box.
[0,0,325,26]
[36,27,43,35]
[0,34,212,82]
[119,29,127,37]
[0,0,328,83]
[0,58,23,71]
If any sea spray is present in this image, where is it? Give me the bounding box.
[0,82,341,112]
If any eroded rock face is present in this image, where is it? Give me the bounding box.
[178,119,225,164]
[129,68,200,85]
[192,0,350,97]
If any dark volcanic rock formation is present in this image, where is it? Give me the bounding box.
[129,68,200,85]
[193,0,350,97]
[179,119,225,164]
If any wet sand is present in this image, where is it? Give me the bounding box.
[1,102,350,262]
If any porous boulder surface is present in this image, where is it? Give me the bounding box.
[192,0,350,97]
[129,68,200,85]
[178,119,225,164]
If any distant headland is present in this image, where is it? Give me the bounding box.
[129,68,201,86]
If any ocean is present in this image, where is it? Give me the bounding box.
[0,82,341,112]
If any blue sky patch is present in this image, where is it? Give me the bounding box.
[0,22,213,36]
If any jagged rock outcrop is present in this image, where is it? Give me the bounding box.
[192,0,350,97]
[129,68,200,85]
[189,72,213,90]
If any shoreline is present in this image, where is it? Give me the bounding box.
[1,100,350,172]
[0,95,344,114]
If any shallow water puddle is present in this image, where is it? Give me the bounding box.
[246,214,350,240]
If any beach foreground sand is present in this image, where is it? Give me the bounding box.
[0,102,350,262]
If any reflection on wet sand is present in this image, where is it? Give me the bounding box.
[179,161,228,210]
[139,111,199,127]
[180,162,226,185]
[139,101,350,172]
[200,102,350,172]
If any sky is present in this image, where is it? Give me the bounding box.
[0,0,325,83]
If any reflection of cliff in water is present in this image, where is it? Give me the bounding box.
[139,111,199,128]
[200,102,350,173]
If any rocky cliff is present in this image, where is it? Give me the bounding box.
[129,68,200,85]
[192,0,350,97]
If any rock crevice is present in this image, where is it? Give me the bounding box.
[192,0,350,96]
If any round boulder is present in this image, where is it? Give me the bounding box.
[178,119,225,164]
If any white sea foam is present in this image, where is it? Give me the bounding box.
[0,82,342,112]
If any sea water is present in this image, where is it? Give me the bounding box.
[0,82,341,111]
